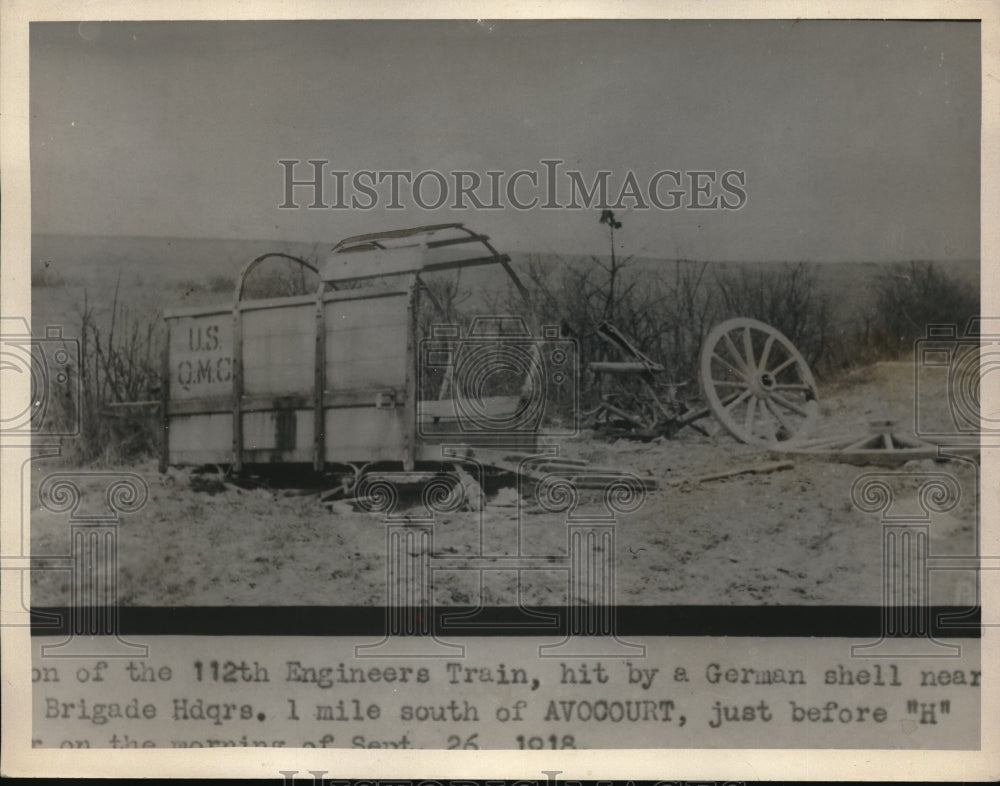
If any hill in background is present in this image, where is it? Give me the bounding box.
[30,232,980,335]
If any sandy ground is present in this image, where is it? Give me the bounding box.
[28,361,978,608]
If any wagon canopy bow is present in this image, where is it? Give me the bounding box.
[324,222,530,302]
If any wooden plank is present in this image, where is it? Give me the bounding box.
[324,407,405,463]
[169,413,232,461]
[418,396,522,422]
[667,460,794,486]
[589,361,664,375]
[164,286,409,321]
[243,366,314,394]
[238,293,315,313]
[322,286,409,304]
[324,295,409,390]
[326,339,406,365]
[426,233,491,249]
[242,303,315,394]
[241,299,314,331]
[170,394,306,416]
[324,248,511,283]
[326,300,408,330]
[403,278,417,471]
[171,411,330,465]
[169,448,233,464]
[323,288,410,465]
[241,306,314,336]
[313,290,326,472]
[164,305,231,320]
[334,222,460,248]
[242,448,313,464]
[159,319,170,471]
[242,409,313,456]
[325,326,408,359]
[327,359,406,391]
[325,291,408,318]
[232,307,243,473]
[168,388,404,416]
[415,435,539,456]
[324,245,422,283]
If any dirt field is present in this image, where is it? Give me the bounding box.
[28,359,978,608]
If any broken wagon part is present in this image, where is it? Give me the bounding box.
[447,445,658,491]
[666,459,795,487]
[324,456,651,518]
[766,419,945,467]
[451,465,485,512]
[699,317,820,446]
[327,468,470,514]
[583,321,713,440]
[158,223,643,497]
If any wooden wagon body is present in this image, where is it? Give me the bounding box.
[159,224,544,473]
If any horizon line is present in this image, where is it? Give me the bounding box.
[30,231,982,267]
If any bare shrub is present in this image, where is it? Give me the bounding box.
[417,273,474,400]
[712,263,832,369]
[871,261,978,355]
[240,257,319,300]
[814,261,979,374]
[641,260,718,396]
[174,279,207,298]
[72,280,164,465]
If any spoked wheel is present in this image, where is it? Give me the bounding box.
[699,318,819,445]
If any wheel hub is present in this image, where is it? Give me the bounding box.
[749,370,776,397]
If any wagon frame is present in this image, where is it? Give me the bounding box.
[160,223,558,480]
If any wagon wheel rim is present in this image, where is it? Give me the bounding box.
[699,317,819,445]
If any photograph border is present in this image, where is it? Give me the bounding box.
[3,0,998,780]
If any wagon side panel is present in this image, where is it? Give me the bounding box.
[165,290,415,468]
[241,302,314,395]
[322,292,410,464]
[239,301,316,463]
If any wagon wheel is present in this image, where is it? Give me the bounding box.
[699,318,819,445]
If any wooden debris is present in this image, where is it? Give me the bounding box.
[668,460,794,486]
[452,465,485,511]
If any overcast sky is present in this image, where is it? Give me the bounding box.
[30,19,980,261]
